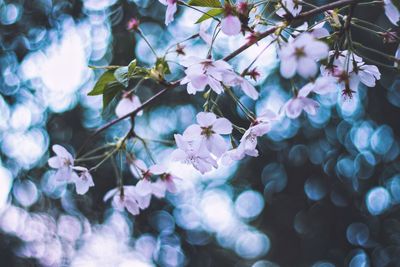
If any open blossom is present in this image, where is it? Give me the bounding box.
[180,57,232,94]
[159,0,177,25]
[183,112,232,157]
[104,186,151,216]
[282,86,320,119]
[71,166,95,195]
[276,0,302,17]
[221,15,241,36]
[321,51,381,97]
[172,134,217,174]
[384,0,399,25]
[279,33,328,79]
[222,111,277,164]
[299,76,337,96]
[223,72,259,100]
[48,145,75,181]
[149,164,180,198]
[48,145,94,194]
[115,93,143,118]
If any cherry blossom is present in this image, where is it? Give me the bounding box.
[171,134,217,174]
[180,57,233,94]
[276,0,302,17]
[104,186,151,216]
[221,15,242,36]
[223,72,259,100]
[282,87,320,119]
[384,0,399,25]
[149,164,180,198]
[115,93,143,118]
[48,145,77,181]
[71,166,95,195]
[222,111,277,164]
[321,51,381,98]
[183,112,232,157]
[159,0,177,25]
[279,33,329,79]
[299,76,338,96]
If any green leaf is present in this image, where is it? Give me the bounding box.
[114,66,129,87]
[88,70,116,96]
[102,82,123,110]
[155,57,171,75]
[187,0,221,8]
[195,8,223,23]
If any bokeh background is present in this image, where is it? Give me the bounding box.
[1,0,400,266]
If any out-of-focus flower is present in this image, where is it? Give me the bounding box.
[221,15,242,36]
[199,20,213,45]
[183,112,232,157]
[172,134,217,174]
[115,93,143,118]
[279,33,328,79]
[180,57,233,94]
[299,76,337,96]
[126,18,140,31]
[384,0,399,25]
[282,87,319,119]
[276,0,302,17]
[159,0,178,25]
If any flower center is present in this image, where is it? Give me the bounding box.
[201,126,215,138]
[294,47,306,59]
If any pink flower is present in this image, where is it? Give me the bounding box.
[222,111,277,164]
[299,76,337,96]
[71,166,95,195]
[279,33,328,79]
[171,134,217,174]
[159,0,177,25]
[149,164,180,198]
[48,145,77,181]
[183,112,232,157]
[115,93,143,118]
[104,186,151,216]
[223,72,259,100]
[180,57,233,94]
[282,87,319,119]
[221,15,241,36]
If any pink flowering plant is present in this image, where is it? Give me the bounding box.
[46,0,400,220]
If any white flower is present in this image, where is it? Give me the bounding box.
[282,86,320,119]
[71,166,95,195]
[222,111,277,164]
[223,72,259,100]
[276,0,302,17]
[180,57,233,94]
[159,0,177,25]
[149,164,180,198]
[384,0,399,25]
[221,15,241,36]
[183,112,232,157]
[115,94,143,118]
[299,76,338,96]
[171,134,218,174]
[104,186,151,216]
[279,33,328,79]
[48,145,77,181]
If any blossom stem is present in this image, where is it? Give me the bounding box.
[352,41,399,62]
[137,28,158,58]
[177,1,221,22]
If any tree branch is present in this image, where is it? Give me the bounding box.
[80,0,359,150]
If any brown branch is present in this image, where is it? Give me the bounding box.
[79,0,359,151]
